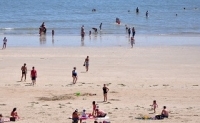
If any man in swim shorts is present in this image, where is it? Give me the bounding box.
[21,63,27,81]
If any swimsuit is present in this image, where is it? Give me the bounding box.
[103,87,107,94]
[72,70,77,77]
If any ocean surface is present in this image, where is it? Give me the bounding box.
[0,0,200,36]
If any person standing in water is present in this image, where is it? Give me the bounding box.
[132,27,135,37]
[99,23,102,30]
[146,11,149,17]
[81,25,85,38]
[102,84,109,102]
[30,66,37,86]
[136,7,139,13]
[131,36,135,48]
[21,63,27,82]
[84,56,89,72]
[2,37,7,49]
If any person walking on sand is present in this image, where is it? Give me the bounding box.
[102,84,109,102]
[30,66,37,86]
[2,37,7,49]
[21,63,27,82]
[72,67,78,84]
[83,56,89,72]
[131,36,135,48]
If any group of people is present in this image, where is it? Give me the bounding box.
[72,101,109,123]
[0,108,20,123]
[125,25,136,48]
[150,100,169,119]
[20,63,37,86]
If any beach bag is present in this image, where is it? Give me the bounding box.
[155,115,164,120]
[10,117,15,121]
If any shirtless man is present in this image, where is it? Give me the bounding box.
[72,109,79,123]
[95,109,107,117]
[21,63,27,81]
[30,67,37,86]
[161,106,169,118]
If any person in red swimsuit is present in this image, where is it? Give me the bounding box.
[30,66,37,86]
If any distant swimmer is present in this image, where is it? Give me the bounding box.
[176,14,178,16]
[116,18,120,24]
[136,7,139,13]
[146,11,149,17]
[128,10,130,12]
[92,9,96,12]
[2,37,7,49]
[99,23,102,30]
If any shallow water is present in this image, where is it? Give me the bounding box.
[0,0,200,36]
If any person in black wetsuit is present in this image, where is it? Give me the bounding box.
[102,84,109,102]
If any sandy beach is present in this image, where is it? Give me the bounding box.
[1,37,200,122]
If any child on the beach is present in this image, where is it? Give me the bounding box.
[150,100,158,113]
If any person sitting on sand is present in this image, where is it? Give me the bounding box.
[95,109,107,118]
[161,106,168,118]
[72,109,79,123]
[150,100,158,113]
[0,114,4,123]
[10,108,20,120]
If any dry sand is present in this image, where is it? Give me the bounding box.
[0,46,200,123]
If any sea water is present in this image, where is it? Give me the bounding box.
[0,0,200,36]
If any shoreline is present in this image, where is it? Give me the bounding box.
[0,34,199,48]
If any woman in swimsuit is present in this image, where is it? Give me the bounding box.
[102,84,109,102]
[10,108,20,120]
[84,56,89,72]
[72,67,78,84]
